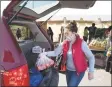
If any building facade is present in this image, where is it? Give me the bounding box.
[39,20,111,42]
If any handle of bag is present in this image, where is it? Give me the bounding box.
[54,52,63,68]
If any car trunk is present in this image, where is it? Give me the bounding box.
[1,17,55,87]
[1,1,55,86]
[10,20,53,68]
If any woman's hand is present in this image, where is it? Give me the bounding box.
[88,72,94,80]
[38,52,47,58]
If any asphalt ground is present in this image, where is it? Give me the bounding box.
[58,68,111,86]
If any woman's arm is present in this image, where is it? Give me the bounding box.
[44,43,63,57]
[82,41,95,72]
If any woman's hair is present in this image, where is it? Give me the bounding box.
[66,20,78,33]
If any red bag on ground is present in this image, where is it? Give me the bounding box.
[60,64,66,72]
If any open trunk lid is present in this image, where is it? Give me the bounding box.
[3,0,96,22]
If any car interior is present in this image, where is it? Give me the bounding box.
[10,21,52,69]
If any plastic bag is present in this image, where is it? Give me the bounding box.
[32,46,42,53]
[36,54,54,71]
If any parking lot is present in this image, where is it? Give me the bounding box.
[58,68,111,86]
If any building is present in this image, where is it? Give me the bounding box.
[37,19,111,42]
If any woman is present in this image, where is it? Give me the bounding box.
[83,27,89,42]
[39,21,95,87]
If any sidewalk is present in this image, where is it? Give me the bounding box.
[58,68,111,86]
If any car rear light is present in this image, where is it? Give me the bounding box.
[2,64,30,86]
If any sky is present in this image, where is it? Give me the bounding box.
[20,1,58,9]
[1,1,11,16]
[1,1,111,21]
[37,1,111,21]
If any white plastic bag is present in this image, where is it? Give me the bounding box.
[36,53,54,71]
[32,46,42,53]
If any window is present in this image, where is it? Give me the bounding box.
[10,24,33,41]
[20,1,59,14]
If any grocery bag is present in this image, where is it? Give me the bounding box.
[32,46,42,53]
[36,53,54,71]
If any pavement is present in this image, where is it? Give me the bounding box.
[58,68,111,86]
